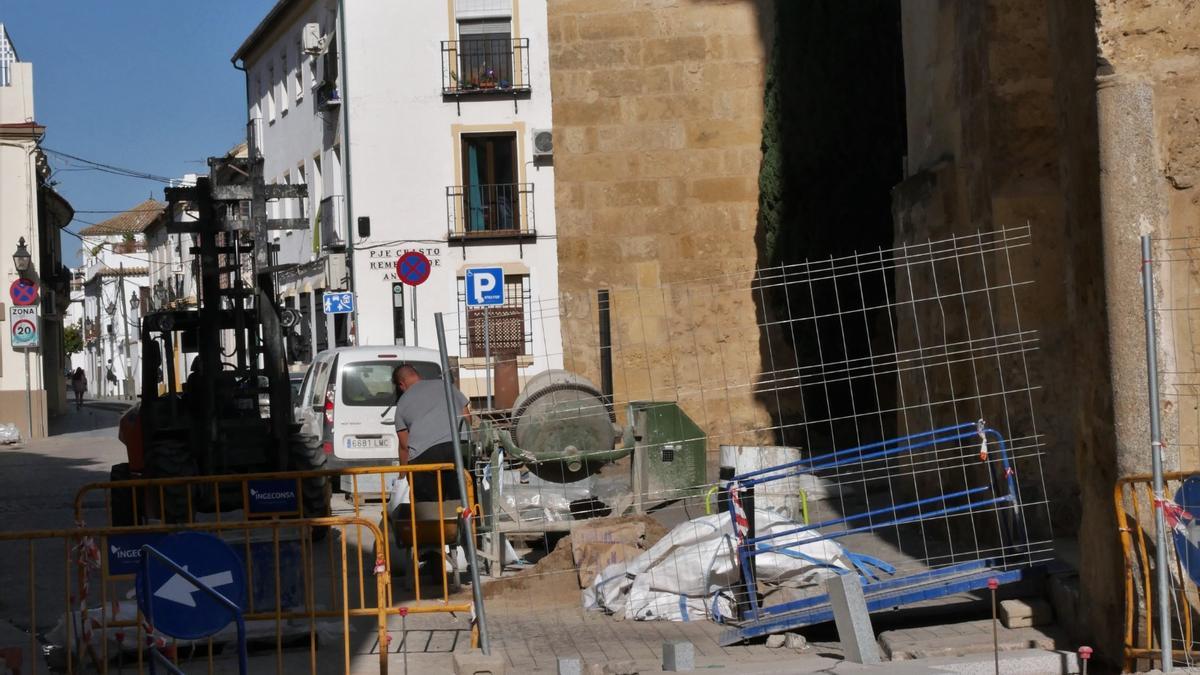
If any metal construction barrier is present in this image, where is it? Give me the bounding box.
[56,464,483,673]
[0,516,393,675]
[74,464,478,613]
[720,422,1045,644]
[1115,471,1200,671]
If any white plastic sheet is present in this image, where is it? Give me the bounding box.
[587,509,848,622]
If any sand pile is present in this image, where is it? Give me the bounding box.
[482,514,669,607]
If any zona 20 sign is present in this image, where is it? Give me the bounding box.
[9,305,38,349]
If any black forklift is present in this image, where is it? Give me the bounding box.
[110,151,329,525]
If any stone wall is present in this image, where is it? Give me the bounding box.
[891,0,1200,662]
[547,0,775,450]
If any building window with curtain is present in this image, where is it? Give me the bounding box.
[461,132,518,234]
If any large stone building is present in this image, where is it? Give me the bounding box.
[545,0,1200,664]
[547,0,775,449]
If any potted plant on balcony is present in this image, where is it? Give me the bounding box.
[450,70,477,92]
[479,66,497,89]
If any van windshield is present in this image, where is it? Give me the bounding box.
[340,361,442,407]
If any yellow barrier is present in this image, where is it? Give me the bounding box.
[0,516,396,674]
[1115,471,1200,671]
[74,464,479,613]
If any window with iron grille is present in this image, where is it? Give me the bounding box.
[458,274,531,357]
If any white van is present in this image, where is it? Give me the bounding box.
[294,346,443,491]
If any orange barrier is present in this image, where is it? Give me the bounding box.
[0,517,393,674]
[1116,471,1200,671]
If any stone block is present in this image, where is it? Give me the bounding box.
[556,100,623,127]
[628,95,714,123]
[765,633,786,648]
[577,12,652,41]
[785,633,808,650]
[999,598,1054,628]
[688,176,758,203]
[662,639,694,671]
[642,36,709,66]
[825,573,881,665]
[558,657,583,675]
[453,650,506,675]
[683,118,763,150]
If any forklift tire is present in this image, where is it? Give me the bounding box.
[145,440,195,524]
[289,437,332,541]
[109,463,136,527]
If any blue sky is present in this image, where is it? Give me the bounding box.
[2,0,276,265]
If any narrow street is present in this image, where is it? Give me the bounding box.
[0,400,126,532]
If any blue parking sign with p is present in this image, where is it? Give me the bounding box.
[465,268,504,307]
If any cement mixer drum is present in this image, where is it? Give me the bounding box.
[510,370,619,482]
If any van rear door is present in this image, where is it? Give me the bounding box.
[333,360,401,461]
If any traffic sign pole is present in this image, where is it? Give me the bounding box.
[24,349,31,439]
[484,306,491,410]
[464,267,505,412]
[396,251,433,348]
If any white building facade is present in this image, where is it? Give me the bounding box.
[77,201,161,399]
[235,0,564,400]
[0,23,74,438]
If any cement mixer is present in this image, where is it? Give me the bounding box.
[472,369,708,573]
[502,370,625,482]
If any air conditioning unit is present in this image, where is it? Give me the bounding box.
[302,23,324,54]
[532,129,553,160]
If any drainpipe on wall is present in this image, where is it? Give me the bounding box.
[337,0,361,342]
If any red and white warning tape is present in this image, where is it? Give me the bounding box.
[730,482,749,543]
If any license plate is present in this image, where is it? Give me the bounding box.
[346,437,389,449]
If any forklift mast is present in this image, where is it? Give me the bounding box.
[144,150,308,474]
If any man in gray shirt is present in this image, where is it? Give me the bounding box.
[393,364,470,501]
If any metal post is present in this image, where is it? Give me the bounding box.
[336,0,360,339]
[119,262,133,400]
[1142,234,1173,672]
[434,311,490,654]
[484,306,492,410]
[988,577,999,675]
[411,286,418,347]
[23,348,32,439]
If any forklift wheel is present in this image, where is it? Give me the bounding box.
[145,440,195,523]
[289,437,332,541]
[109,463,136,527]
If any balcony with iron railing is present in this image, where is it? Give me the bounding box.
[441,38,531,97]
[446,183,535,241]
[319,195,346,250]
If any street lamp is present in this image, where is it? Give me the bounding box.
[106,301,116,317]
[12,237,31,276]
[129,291,140,316]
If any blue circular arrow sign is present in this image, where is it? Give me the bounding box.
[135,531,247,640]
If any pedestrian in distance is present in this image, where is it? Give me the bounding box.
[70,367,87,410]
[392,364,470,503]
